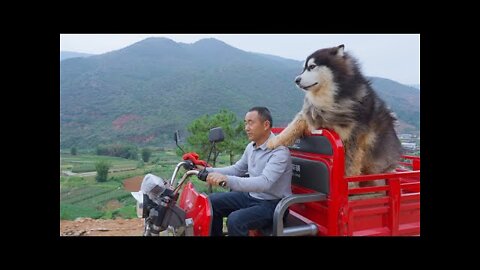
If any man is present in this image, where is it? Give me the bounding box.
[199,107,292,236]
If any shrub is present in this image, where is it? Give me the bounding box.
[95,160,112,182]
[96,144,139,160]
[152,157,161,164]
[142,148,152,162]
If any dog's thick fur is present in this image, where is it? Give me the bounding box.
[267,45,402,187]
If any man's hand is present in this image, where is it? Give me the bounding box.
[206,172,227,187]
[196,165,205,170]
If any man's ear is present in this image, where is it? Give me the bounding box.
[264,120,270,130]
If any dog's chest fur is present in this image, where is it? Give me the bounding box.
[301,95,356,142]
[302,95,339,127]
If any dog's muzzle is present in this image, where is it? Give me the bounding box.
[295,76,318,90]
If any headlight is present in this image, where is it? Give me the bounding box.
[140,174,167,205]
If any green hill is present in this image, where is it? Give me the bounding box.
[60,37,419,148]
[369,77,420,133]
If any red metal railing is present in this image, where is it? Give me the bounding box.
[272,127,420,236]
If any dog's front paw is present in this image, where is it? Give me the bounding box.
[267,138,278,149]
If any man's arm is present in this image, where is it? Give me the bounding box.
[205,144,249,176]
[226,147,290,192]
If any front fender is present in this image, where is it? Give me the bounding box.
[178,182,213,236]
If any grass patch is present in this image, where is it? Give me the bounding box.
[61,154,139,173]
[71,163,96,173]
[60,203,103,220]
[100,205,137,219]
[60,176,95,189]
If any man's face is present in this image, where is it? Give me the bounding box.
[244,111,268,142]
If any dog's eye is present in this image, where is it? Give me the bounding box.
[308,65,316,70]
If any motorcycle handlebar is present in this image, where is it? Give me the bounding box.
[170,161,191,186]
[172,170,199,194]
[182,160,195,170]
[197,169,209,181]
[171,162,227,193]
[197,169,226,187]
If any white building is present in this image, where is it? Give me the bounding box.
[399,134,413,140]
[401,142,416,151]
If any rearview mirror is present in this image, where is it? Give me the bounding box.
[209,127,224,143]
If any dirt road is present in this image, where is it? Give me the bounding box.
[60,217,144,236]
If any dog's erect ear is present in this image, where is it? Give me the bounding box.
[336,44,345,57]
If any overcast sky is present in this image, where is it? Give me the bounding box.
[60,34,420,85]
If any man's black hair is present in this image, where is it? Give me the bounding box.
[248,106,273,128]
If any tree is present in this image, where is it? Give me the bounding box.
[227,121,249,164]
[185,109,247,164]
[70,147,77,155]
[95,160,111,182]
[96,143,138,160]
[142,148,152,163]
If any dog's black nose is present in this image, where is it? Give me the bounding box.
[295,76,301,84]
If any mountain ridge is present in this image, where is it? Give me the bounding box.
[60,51,94,61]
[60,38,419,148]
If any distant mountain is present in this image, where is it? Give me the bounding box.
[252,52,302,66]
[369,77,420,133]
[60,37,420,148]
[409,84,420,90]
[60,51,94,61]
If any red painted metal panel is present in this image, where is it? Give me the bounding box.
[178,182,212,236]
[271,127,420,236]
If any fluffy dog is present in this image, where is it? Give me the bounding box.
[267,45,402,187]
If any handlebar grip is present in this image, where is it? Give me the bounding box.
[183,160,195,170]
[197,169,209,181]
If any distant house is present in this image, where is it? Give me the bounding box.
[399,134,413,140]
[401,142,416,151]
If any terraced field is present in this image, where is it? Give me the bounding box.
[60,150,179,220]
[60,149,232,221]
